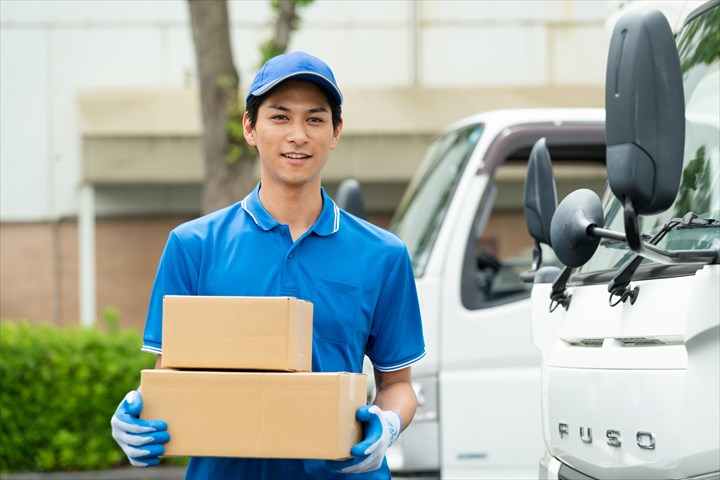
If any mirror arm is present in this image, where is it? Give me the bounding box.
[589,226,626,242]
[623,198,642,251]
[608,254,643,306]
[531,240,542,270]
[549,267,573,312]
[519,240,544,285]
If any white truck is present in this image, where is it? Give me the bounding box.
[340,107,607,478]
[522,1,720,479]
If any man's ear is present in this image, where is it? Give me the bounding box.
[243,112,256,146]
[330,118,343,150]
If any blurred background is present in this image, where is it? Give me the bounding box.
[1,0,708,476]
[0,0,697,331]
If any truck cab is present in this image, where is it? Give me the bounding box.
[526,1,720,479]
[348,108,607,478]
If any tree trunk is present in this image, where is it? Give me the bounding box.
[260,0,299,63]
[188,0,256,215]
[274,0,296,52]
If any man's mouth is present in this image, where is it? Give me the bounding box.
[283,153,310,160]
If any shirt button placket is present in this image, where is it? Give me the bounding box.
[280,237,298,296]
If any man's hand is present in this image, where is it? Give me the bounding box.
[327,404,401,473]
[110,390,169,467]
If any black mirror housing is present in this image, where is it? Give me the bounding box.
[550,189,604,268]
[605,8,685,215]
[524,138,558,246]
[335,178,367,220]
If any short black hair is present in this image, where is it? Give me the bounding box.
[245,79,342,129]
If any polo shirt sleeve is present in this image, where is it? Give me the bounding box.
[141,231,200,355]
[366,246,426,371]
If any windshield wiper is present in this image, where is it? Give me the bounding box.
[608,212,719,306]
[673,212,718,228]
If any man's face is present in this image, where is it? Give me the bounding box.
[243,79,342,190]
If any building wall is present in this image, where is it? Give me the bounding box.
[0,0,615,324]
[1,223,58,323]
[1,0,612,221]
[1,218,192,328]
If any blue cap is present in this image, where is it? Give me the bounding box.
[246,51,343,106]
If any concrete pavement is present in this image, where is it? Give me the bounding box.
[1,466,440,480]
[0,466,186,480]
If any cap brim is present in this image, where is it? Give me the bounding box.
[249,71,343,106]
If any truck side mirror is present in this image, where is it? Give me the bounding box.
[335,178,367,221]
[541,7,714,275]
[520,138,559,283]
[550,189,604,268]
[524,138,557,247]
[605,8,685,215]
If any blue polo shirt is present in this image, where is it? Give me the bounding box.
[142,183,425,479]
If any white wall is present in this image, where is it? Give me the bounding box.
[0,0,614,222]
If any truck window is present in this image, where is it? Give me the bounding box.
[576,6,720,278]
[390,124,484,277]
[463,156,606,310]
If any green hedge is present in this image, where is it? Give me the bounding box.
[0,318,157,473]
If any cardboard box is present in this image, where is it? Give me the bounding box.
[161,296,313,372]
[140,369,366,460]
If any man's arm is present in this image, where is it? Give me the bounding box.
[372,366,416,432]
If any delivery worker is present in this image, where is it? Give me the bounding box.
[110,51,425,479]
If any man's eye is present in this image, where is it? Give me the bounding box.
[272,114,288,121]
[308,117,325,123]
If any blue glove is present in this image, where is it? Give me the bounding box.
[328,404,401,473]
[110,390,169,467]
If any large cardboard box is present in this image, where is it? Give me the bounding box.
[161,296,313,372]
[140,369,366,460]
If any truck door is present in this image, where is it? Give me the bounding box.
[439,123,605,479]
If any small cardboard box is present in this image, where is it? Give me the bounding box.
[161,296,313,372]
[140,369,366,460]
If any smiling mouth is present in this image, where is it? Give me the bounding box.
[283,153,310,160]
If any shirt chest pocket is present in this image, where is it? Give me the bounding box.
[310,278,364,346]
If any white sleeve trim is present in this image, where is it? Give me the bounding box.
[141,345,162,355]
[373,351,426,372]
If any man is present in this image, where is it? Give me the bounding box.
[111,51,425,479]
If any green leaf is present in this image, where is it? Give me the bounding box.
[0,320,155,473]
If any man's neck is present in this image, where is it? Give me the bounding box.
[258,182,323,242]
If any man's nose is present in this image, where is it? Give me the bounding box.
[287,120,309,143]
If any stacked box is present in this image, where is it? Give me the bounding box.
[160,296,313,372]
[140,295,366,460]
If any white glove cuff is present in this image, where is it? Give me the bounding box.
[386,410,402,446]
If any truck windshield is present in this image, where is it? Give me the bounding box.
[390,124,484,276]
[576,5,720,275]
